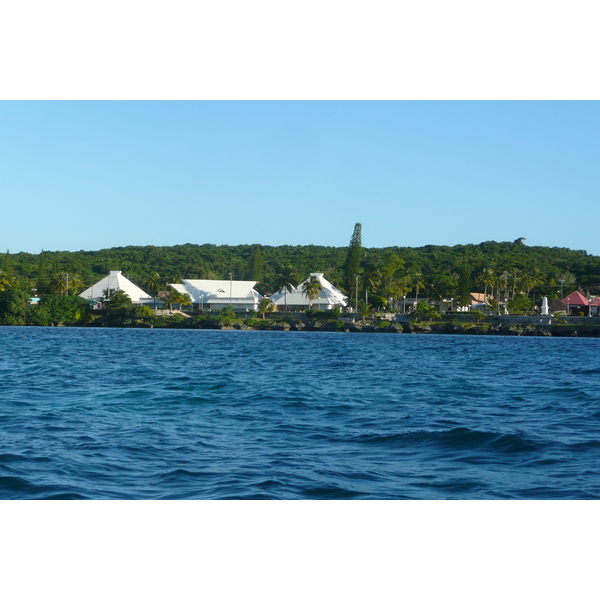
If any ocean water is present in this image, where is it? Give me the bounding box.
[1,327,599,499]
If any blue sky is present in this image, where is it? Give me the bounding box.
[1,100,598,255]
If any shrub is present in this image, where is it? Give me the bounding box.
[414,301,440,322]
[28,306,51,326]
[305,309,331,320]
[246,318,272,328]
[507,296,532,313]
[135,305,154,319]
[219,306,236,319]
[0,288,30,325]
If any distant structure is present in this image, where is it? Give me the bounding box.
[562,290,589,315]
[271,273,347,311]
[469,292,488,311]
[79,271,152,304]
[169,279,262,311]
[549,298,567,314]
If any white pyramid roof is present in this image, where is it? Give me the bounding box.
[79,271,152,303]
[271,273,347,308]
[169,279,262,304]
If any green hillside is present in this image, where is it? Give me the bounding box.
[3,238,600,305]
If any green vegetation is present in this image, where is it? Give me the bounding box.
[343,223,362,305]
[3,233,600,330]
[37,295,91,325]
[302,276,322,308]
[413,301,441,322]
[257,297,276,318]
[0,288,30,325]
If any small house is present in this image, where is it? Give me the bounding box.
[562,290,589,316]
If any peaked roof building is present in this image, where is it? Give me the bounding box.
[271,273,347,310]
[549,298,567,313]
[562,290,588,306]
[562,290,589,315]
[79,271,152,303]
[169,279,262,310]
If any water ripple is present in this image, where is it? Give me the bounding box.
[1,327,600,499]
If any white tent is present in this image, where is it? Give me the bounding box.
[79,271,152,304]
[169,279,262,310]
[271,273,347,310]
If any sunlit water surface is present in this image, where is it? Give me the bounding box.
[1,327,599,499]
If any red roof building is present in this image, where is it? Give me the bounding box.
[562,290,588,306]
[562,290,589,315]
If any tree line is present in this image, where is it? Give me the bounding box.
[2,229,600,323]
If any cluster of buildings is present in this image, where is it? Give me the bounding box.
[79,270,600,316]
[556,290,600,316]
[79,271,348,311]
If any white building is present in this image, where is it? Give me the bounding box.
[79,271,152,304]
[270,273,347,311]
[169,279,262,311]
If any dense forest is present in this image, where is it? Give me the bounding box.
[2,235,600,313]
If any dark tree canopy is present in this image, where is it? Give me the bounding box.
[343,223,362,296]
[2,238,600,309]
[246,244,263,282]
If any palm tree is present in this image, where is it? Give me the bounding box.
[521,269,545,303]
[358,302,373,323]
[48,272,68,295]
[410,271,426,304]
[273,266,299,313]
[258,297,276,318]
[66,273,83,295]
[146,272,161,308]
[428,272,458,307]
[385,272,412,311]
[499,271,509,312]
[362,266,381,306]
[510,268,521,301]
[480,268,496,309]
[166,289,191,310]
[302,276,322,309]
[178,292,192,312]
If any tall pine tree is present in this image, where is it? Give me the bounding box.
[246,245,263,281]
[343,223,362,300]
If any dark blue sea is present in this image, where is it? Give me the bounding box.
[1,327,599,499]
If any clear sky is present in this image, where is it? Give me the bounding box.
[0,101,600,254]
[1,101,598,256]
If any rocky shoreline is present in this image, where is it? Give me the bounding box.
[75,317,600,337]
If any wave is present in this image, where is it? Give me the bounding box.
[571,367,600,375]
[0,475,75,499]
[300,485,368,499]
[354,427,542,453]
